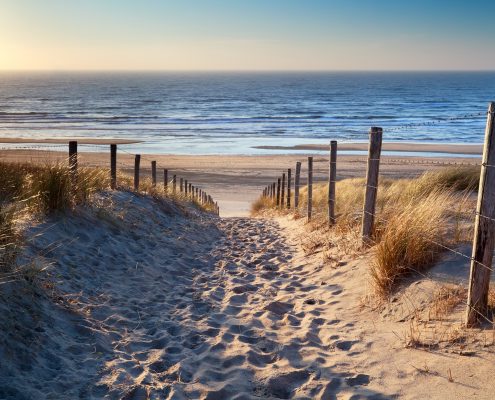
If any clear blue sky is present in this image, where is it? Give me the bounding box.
[1,0,494,70]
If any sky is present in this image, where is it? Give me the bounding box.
[1,0,494,71]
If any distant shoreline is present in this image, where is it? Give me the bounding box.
[0,138,483,157]
[253,142,483,155]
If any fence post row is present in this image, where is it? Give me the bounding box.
[110,144,117,189]
[466,102,495,327]
[307,156,313,221]
[294,161,301,208]
[287,168,291,209]
[164,169,168,190]
[361,127,383,245]
[134,154,141,191]
[328,140,337,225]
[281,173,286,208]
[151,161,157,187]
[68,141,78,184]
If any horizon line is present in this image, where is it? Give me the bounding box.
[1,69,495,73]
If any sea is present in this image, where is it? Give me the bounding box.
[0,71,494,155]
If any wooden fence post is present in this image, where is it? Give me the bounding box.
[68,141,78,182]
[164,169,168,191]
[134,154,141,191]
[272,183,275,200]
[361,127,383,244]
[328,140,337,225]
[307,157,313,221]
[151,161,157,187]
[466,102,495,327]
[281,173,286,208]
[189,183,192,198]
[173,175,177,194]
[287,168,292,209]
[185,179,188,195]
[276,178,281,206]
[110,144,117,189]
[294,162,301,208]
[180,178,183,193]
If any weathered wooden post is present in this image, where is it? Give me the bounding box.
[164,169,168,191]
[189,183,192,198]
[272,183,275,200]
[281,173,286,208]
[294,162,301,208]
[134,154,141,191]
[307,157,313,221]
[276,178,281,206]
[180,178,184,193]
[185,179,188,195]
[68,141,78,183]
[328,140,337,225]
[466,102,495,327]
[172,174,177,194]
[287,168,292,209]
[151,161,157,187]
[361,127,383,244]
[110,144,117,189]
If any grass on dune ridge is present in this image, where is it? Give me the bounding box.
[252,166,479,297]
[0,160,215,275]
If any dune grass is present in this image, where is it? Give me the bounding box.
[252,166,479,297]
[0,160,217,276]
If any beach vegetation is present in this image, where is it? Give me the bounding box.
[252,166,478,297]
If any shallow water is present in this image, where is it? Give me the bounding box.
[0,71,494,154]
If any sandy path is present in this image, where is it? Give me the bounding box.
[93,216,386,399]
[4,190,494,398]
[1,191,388,399]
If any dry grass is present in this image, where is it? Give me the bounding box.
[430,285,468,320]
[251,166,478,297]
[0,160,217,277]
[370,190,454,297]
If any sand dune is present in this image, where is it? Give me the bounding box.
[1,191,494,399]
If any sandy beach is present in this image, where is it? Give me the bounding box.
[0,145,480,216]
[1,189,494,399]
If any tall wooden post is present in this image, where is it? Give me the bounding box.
[307,157,313,221]
[180,178,184,193]
[189,183,192,198]
[164,169,168,191]
[466,102,495,327]
[281,173,286,208]
[134,154,141,191]
[272,183,276,200]
[287,168,292,209]
[294,162,301,208]
[185,180,188,195]
[361,127,383,244]
[110,144,117,189]
[151,161,157,187]
[328,140,337,225]
[172,175,177,194]
[68,141,78,183]
[276,178,281,206]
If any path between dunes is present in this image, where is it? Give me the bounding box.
[1,192,389,399]
[6,192,494,399]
